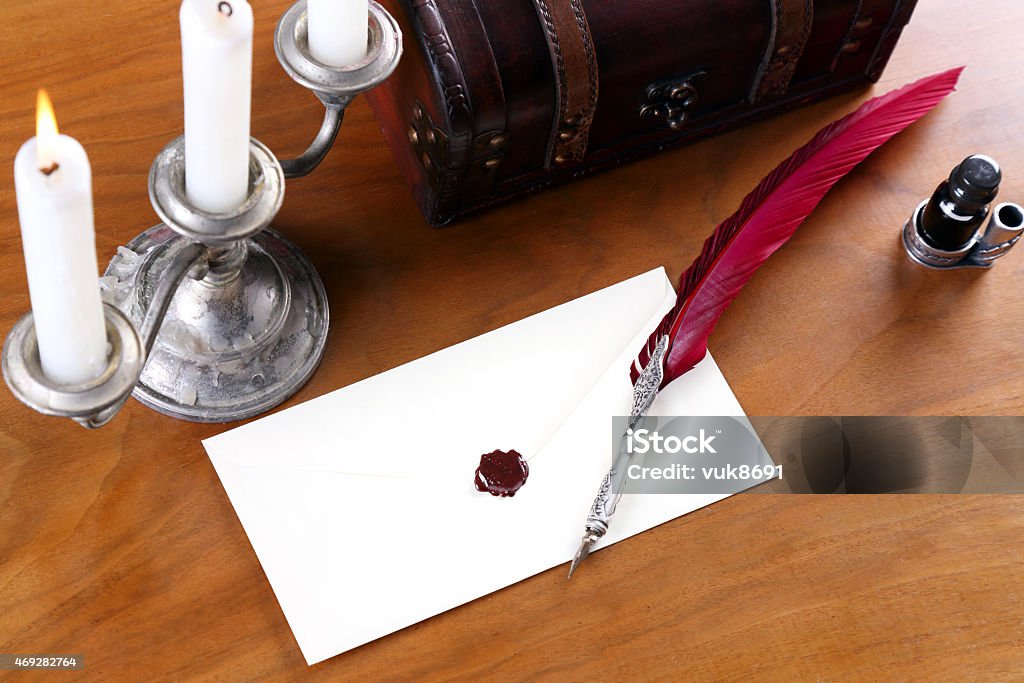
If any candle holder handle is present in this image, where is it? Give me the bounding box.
[281,102,345,179]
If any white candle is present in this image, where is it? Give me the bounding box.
[14,90,108,386]
[307,0,369,67]
[179,0,254,214]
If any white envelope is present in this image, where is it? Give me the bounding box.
[203,267,748,665]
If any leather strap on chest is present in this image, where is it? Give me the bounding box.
[750,0,815,102]
[531,0,600,167]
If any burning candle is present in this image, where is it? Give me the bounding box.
[14,90,108,385]
[307,0,369,67]
[180,0,254,214]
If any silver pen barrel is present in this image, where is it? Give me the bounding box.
[569,335,669,578]
[584,427,640,537]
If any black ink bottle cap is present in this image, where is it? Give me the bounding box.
[947,155,1001,214]
[920,154,1002,250]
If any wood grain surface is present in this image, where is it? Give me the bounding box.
[1,0,1022,680]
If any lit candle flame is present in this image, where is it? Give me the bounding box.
[36,89,60,175]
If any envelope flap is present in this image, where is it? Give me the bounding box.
[204,268,673,482]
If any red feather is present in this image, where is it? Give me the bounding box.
[631,67,964,387]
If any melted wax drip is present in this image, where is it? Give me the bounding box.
[474,450,529,497]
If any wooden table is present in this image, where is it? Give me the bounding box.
[1,0,1022,679]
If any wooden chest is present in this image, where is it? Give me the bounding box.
[366,0,918,226]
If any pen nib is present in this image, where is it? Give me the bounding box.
[568,534,596,579]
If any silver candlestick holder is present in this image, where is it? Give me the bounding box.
[2,0,402,427]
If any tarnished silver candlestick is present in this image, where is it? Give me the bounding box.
[2,0,402,427]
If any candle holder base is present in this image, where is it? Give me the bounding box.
[101,223,329,423]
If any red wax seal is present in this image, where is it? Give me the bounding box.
[474,449,529,497]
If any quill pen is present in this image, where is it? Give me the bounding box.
[570,67,964,578]
[632,66,964,388]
